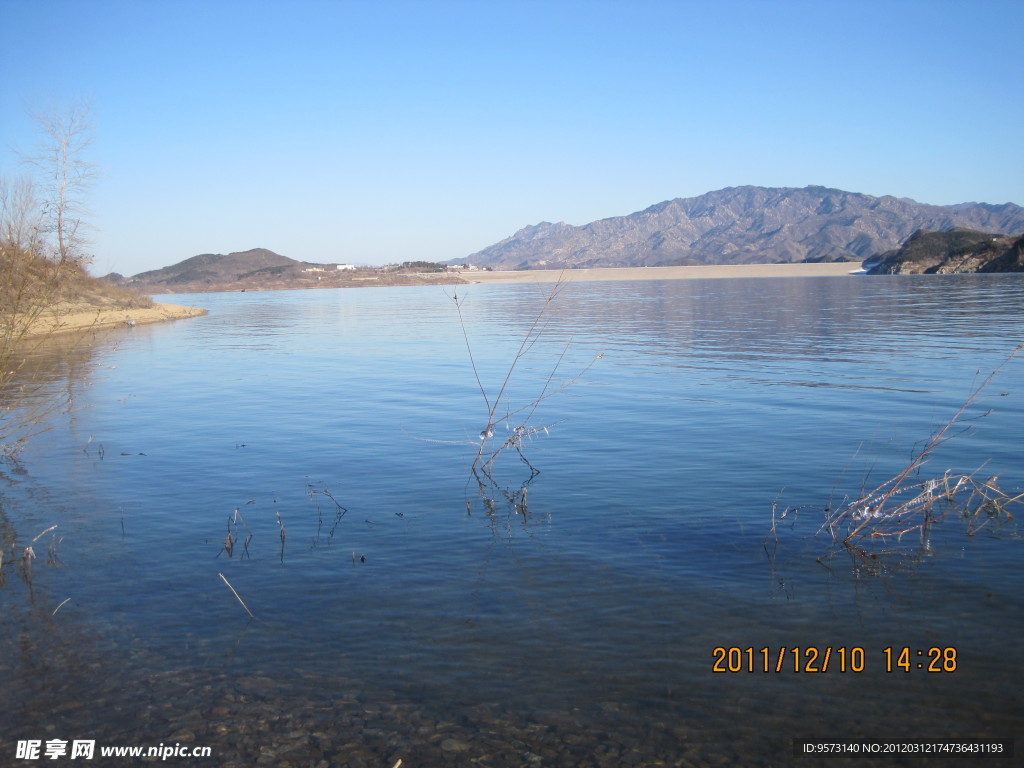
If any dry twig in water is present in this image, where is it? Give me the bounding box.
[218,572,254,618]
[423,274,603,504]
[824,346,1021,547]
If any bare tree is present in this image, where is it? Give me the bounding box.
[0,172,55,354]
[0,174,43,255]
[24,100,96,267]
[1,102,96,456]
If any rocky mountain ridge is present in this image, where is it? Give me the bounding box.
[464,186,1024,269]
[868,229,1024,274]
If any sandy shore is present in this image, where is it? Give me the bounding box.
[25,302,207,337]
[459,261,860,284]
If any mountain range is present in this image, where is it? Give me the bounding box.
[462,186,1024,270]
[108,186,1024,292]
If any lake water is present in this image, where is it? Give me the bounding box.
[2,274,1022,767]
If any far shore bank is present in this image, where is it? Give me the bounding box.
[457,261,860,284]
[25,262,857,338]
[25,302,207,337]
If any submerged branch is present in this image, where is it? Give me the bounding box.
[773,345,1023,574]
[438,274,602,491]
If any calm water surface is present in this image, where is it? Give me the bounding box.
[2,274,1022,766]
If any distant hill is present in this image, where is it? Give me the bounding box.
[868,229,1024,274]
[109,249,462,293]
[122,248,303,289]
[462,186,1024,269]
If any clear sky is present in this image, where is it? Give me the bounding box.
[2,0,1022,277]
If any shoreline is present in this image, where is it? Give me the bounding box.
[22,263,858,337]
[24,302,207,337]
[457,261,860,284]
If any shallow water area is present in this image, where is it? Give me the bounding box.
[2,275,1022,766]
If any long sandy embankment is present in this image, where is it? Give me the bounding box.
[459,261,860,284]
[25,302,207,337]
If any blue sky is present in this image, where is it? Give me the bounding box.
[2,0,1022,276]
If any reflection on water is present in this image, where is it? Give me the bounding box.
[2,275,1022,766]
[0,329,113,453]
